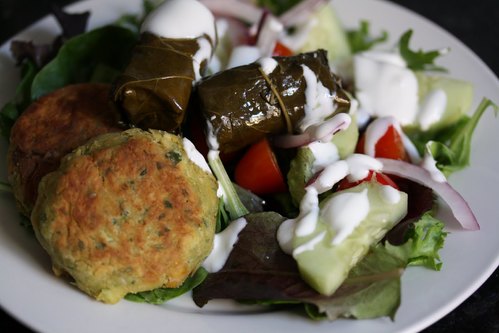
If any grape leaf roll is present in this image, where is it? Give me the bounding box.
[195,49,350,153]
[111,0,216,132]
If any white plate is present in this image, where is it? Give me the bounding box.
[0,0,498,332]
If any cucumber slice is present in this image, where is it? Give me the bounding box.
[295,3,352,74]
[293,182,408,296]
[415,72,474,131]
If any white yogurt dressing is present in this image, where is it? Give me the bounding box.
[141,0,216,81]
[354,51,419,125]
[141,0,216,41]
[202,217,248,273]
[321,189,370,245]
[307,141,340,174]
[380,185,402,204]
[422,148,447,183]
[258,57,279,75]
[418,89,447,131]
[299,65,337,132]
[182,138,212,174]
[192,37,214,81]
[353,50,448,130]
[362,116,421,163]
[277,153,384,254]
[227,45,262,69]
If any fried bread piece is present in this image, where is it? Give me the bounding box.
[31,129,218,304]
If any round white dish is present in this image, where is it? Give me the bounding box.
[0,0,498,332]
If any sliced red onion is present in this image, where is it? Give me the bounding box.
[378,158,479,230]
[255,12,284,57]
[272,113,351,148]
[279,0,327,26]
[200,0,263,24]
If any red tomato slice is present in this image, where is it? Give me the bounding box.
[336,170,399,191]
[356,125,409,161]
[234,138,287,195]
[272,42,293,57]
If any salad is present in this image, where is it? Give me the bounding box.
[1,0,497,324]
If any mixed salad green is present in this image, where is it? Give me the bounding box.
[1,0,497,322]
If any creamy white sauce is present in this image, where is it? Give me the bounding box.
[141,0,216,41]
[202,218,248,273]
[299,65,336,132]
[307,141,340,174]
[363,116,421,163]
[217,181,226,200]
[206,119,219,151]
[182,138,212,174]
[418,89,448,131]
[320,189,370,245]
[354,51,419,125]
[258,57,279,75]
[354,51,450,132]
[293,187,320,237]
[345,154,383,182]
[422,148,447,183]
[276,219,296,255]
[363,116,396,157]
[192,37,213,81]
[380,185,401,204]
[293,231,326,256]
[256,15,284,57]
[227,45,262,69]
[277,150,398,254]
[308,160,349,194]
[401,132,422,163]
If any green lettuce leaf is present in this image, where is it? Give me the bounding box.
[0,60,38,139]
[193,212,406,321]
[31,25,138,100]
[125,267,208,304]
[385,212,447,270]
[305,245,404,320]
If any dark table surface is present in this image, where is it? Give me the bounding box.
[0,0,498,332]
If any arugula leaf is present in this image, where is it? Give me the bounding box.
[257,0,302,15]
[347,20,388,53]
[125,267,208,304]
[409,98,498,177]
[385,212,447,270]
[398,29,447,72]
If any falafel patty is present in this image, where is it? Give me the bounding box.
[7,83,124,217]
[30,128,219,304]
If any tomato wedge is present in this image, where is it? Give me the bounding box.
[336,170,399,191]
[356,125,409,161]
[234,138,287,195]
[272,42,293,57]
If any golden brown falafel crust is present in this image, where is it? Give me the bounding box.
[31,129,218,304]
[7,83,124,217]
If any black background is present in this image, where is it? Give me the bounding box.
[0,0,498,332]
